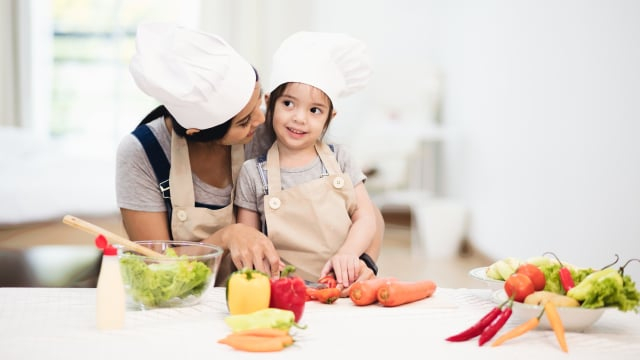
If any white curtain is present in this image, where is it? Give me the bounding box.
[0,0,19,127]
[198,0,313,83]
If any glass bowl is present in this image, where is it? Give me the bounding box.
[117,240,223,310]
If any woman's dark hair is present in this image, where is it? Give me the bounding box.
[139,67,260,143]
[265,82,334,141]
[137,105,230,142]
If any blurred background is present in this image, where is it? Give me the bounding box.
[1,0,639,286]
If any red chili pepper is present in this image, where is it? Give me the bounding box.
[544,252,575,292]
[269,265,307,322]
[318,273,337,288]
[559,268,575,292]
[446,299,510,342]
[478,303,513,346]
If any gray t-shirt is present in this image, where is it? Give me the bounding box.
[115,117,275,212]
[234,143,366,232]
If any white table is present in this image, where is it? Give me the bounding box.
[1,287,639,359]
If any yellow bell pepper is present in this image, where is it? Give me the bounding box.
[226,268,271,315]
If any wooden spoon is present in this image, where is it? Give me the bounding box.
[62,215,166,258]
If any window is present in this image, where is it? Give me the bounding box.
[47,0,200,145]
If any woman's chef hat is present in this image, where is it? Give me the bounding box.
[268,31,372,101]
[129,22,256,130]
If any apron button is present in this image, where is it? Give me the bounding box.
[176,210,188,221]
[268,197,281,210]
[333,176,345,189]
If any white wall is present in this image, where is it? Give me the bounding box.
[204,0,640,280]
[434,1,640,281]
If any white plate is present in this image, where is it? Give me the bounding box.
[491,290,607,332]
[468,267,505,290]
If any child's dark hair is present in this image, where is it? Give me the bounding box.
[140,67,259,143]
[265,82,334,141]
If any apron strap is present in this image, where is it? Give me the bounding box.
[132,124,173,237]
[315,142,341,175]
[169,130,196,207]
[259,143,335,195]
[265,142,282,195]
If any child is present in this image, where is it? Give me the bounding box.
[234,31,376,288]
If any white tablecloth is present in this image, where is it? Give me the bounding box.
[1,287,639,359]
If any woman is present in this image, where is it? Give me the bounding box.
[116,23,382,287]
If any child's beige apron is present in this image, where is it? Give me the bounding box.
[263,141,357,282]
[168,130,243,285]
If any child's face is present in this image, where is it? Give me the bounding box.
[271,82,334,151]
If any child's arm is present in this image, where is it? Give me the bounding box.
[321,182,377,287]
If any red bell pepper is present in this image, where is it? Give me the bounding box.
[269,265,307,322]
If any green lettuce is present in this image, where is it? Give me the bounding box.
[119,249,212,307]
[566,268,640,312]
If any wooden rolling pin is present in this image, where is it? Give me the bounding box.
[62,215,166,258]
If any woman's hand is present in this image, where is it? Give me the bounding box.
[220,223,283,278]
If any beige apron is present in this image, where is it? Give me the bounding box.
[168,130,244,285]
[263,141,357,282]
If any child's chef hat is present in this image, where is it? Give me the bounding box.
[268,31,372,101]
[129,22,255,130]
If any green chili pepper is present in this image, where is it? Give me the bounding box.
[224,308,305,332]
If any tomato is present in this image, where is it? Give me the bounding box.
[318,274,337,288]
[504,273,535,302]
[516,263,546,291]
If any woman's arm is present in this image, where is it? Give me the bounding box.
[120,208,171,240]
[236,207,261,230]
[212,208,280,278]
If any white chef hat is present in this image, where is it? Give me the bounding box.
[129,22,256,130]
[268,31,372,102]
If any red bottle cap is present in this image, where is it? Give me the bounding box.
[103,245,118,256]
[95,235,117,256]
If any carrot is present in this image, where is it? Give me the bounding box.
[349,277,397,306]
[313,287,341,304]
[218,334,293,352]
[218,327,294,352]
[376,279,437,307]
[491,308,543,347]
[544,301,568,352]
[305,287,318,301]
[230,328,290,337]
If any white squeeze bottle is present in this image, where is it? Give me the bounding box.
[95,235,126,330]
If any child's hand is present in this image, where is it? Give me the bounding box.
[322,253,361,288]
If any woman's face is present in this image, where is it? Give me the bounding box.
[271,82,333,151]
[219,82,265,145]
